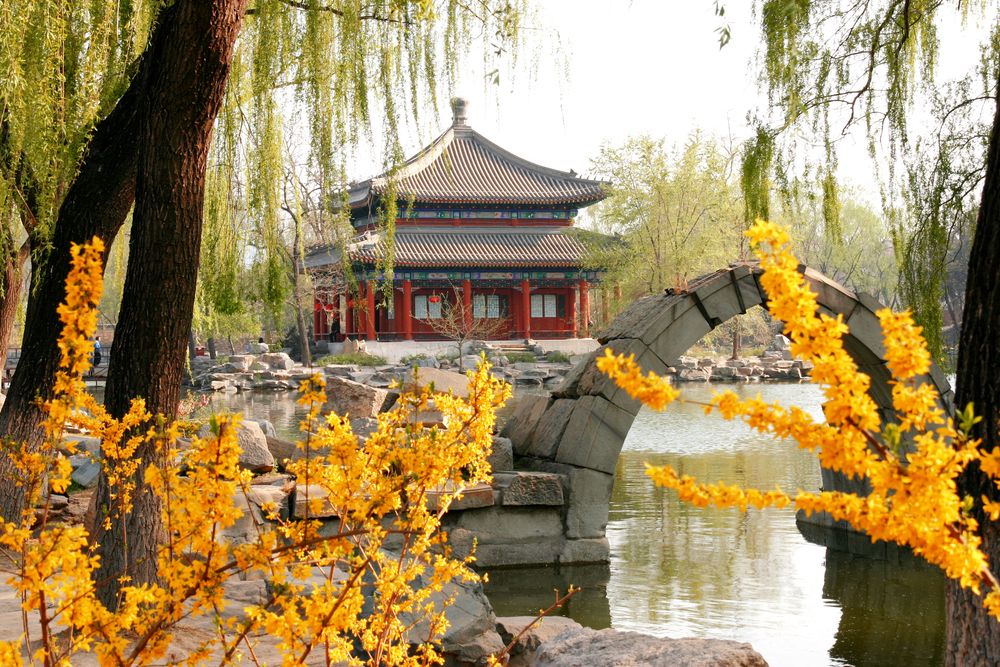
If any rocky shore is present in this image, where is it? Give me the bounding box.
[33,340,805,664]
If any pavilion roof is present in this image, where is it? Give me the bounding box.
[305,227,590,269]
[346,98,607,209]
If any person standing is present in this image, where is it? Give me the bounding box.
[93,335,102,371]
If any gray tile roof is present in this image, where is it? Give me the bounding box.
[347,124,607,208]
[307,227,589,269]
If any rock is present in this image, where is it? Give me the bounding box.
[528,627,768,667]
[711,366,737,380]
[404,355,439,368]
[496,616,583,658]
[324,375,390,419]
[323,364,359,377]
[401,366,473,399]
[197,421,275,473]
[226,355,254,372]
[400,567,502,667]
[293,483,337,518]
[246,485,291,520]
[494,472,564,506]
[47,494,69,510]
[488,435,514,472]
[677,368,710,382]
[259,352,295,371]
[265,435,297,466]
[771,334,791,350]
[254,379,292,391]
[255,419,277,438]
[69,454,101,488]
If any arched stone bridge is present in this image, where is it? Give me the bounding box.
[497,261,953,565]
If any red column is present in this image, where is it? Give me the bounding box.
[402,280,413,340]
[567,286,578,338]
[463,279,473,329]
[579,278,590,337]
[313,299,322,341]
[601,288,610,324]
[344,294,353,337]
[521,278,531,339]
[366,280,376,341]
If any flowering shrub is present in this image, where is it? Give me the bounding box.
[0,238,511,665]
[599,219,1000,619]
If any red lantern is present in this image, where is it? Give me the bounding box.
[428,294,441,303]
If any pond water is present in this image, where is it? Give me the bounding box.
[195,382,945,667]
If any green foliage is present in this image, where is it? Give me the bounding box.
[504,351,536,363]
[315,352,387,367]
[740,128,774,227]
[544,351,571,363]
[746,1,997,362]
[400,353,435,365]
[588,133,743,298]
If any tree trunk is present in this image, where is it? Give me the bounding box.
[946,76,1000,665]
[0,242,29,375]
[0,22,158,523]
[292,226,312,368]
[90,0,246,608]
[208,337,218,360]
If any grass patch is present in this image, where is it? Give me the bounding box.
[315,352,387,367]
[544,351,571,363]
[505,351,537,363]
[400,353,435,366]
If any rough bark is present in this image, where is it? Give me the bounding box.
[0,20,158,523]
[946,76,1000,666]
[90,0,247,608]
[0,242,29,375]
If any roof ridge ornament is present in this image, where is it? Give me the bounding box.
[450,96,469,127]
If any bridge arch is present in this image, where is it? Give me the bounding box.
[500,262,953,563]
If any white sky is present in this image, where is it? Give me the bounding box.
[347,1,993,203]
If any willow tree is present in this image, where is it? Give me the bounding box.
[0,0,526,605]
[742,2,1000,662]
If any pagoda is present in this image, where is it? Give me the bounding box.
[306,98,608,342]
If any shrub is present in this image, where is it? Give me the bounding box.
[400,353,435,366]
[599,219,1000,620]
[504,351,536,364]
[545,351,572,363]
[0,238,513,664]
[315,352,387,366]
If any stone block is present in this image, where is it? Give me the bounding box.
[551,351,597,398]
[489,435,514,472]
[293,483,338,519]
[846,305,887,361]
[554,395,635,475]
[500,395,552,453]
[449,506,564,543]
[473,539,565,568]
[525,398,577,459]
[493,471,564,506]
[644,302,713,367]
[559,537,610,564]
[427,482,495,512]
[520,460,613,540]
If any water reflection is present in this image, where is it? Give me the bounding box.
[181,383,946,666]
